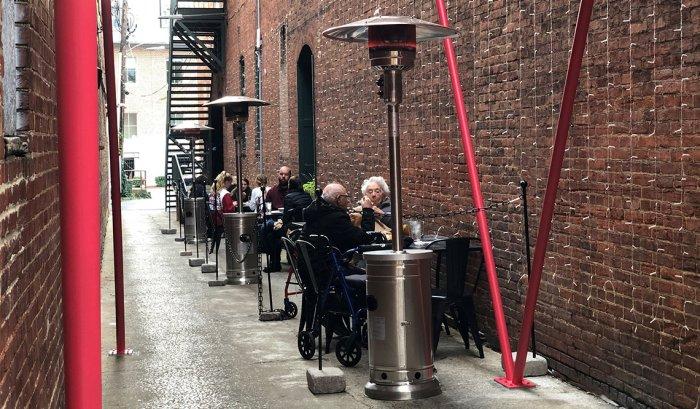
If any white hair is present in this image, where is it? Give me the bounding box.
[361,176,390,196]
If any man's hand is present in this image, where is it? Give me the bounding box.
[349,212,362,227]
[273,219,283,230]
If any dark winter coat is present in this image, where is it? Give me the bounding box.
[302,198,375,252]
[282,189,313,227]
[375,199,392,226]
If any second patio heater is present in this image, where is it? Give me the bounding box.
[205,96,270,285]
[323,16,457,401]
[171,121,213,265]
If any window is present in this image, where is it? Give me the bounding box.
[123,113,137,138]
[239,56,246,94]
[279,25,286,65]
[123,157,135,179]
[126,57,136,82]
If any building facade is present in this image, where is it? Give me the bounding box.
[115,0,169,187]
[221,1,698,408]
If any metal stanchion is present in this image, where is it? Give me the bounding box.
[161,175,177,234]
[180,190,191,256]
[175,184,185,242]
[324,15,457,401]
[520,181,537,357]
[208,191,226,286]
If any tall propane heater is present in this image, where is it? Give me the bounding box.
[171,121,213,265]
[323,16,457,400]
[205,96,270,285]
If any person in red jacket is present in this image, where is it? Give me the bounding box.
[218,175,235,213]
[210,173,234,255]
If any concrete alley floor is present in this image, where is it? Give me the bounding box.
[101,188,611,408]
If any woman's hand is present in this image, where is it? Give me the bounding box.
[360,196,373,209]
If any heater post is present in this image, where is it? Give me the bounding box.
[232,121,245,213]
[384,70,404,252]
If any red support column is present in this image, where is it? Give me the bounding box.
[101,0,128,357]
[512,0,595,385]
[434,0,516,382]
[56,0,102,407]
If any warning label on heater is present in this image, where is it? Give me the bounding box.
[372,316,385,341]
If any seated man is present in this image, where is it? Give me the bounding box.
[302,182,375,252]
[279,177,312,231]
[302,183,377,300]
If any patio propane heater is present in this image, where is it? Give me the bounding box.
[204,96,270,285]
[171,121,213,265]
[323,16,457,400]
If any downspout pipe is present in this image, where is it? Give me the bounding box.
[56,0,102,406]
[512,0,595,385]
[255,0,263,173]
[101,0,128,357]
[434,0,515,382]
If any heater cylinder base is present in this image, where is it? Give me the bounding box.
[364,378,440,401]
[226,275,259,285]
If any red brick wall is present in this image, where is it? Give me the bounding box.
[0,1,110,407]
[0,0,65,406]
[224,1,698,408]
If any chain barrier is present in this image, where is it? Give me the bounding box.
[403,197,521,222]
[225,234,252,264]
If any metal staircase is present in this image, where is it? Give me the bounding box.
[164,0,225,210]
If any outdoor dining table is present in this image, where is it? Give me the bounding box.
[409,235,483,289]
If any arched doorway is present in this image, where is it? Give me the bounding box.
[296,45,316,184]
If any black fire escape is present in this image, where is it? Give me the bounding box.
[164,0,225,210]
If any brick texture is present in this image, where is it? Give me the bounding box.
[0,0,110,407]
[221,1,698,408]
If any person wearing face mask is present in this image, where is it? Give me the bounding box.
[302,182,375,252]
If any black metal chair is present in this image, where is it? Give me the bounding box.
[430,237,485,358]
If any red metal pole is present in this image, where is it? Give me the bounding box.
[101,0,127,355]
[56,0,102,406]
[434,0,516,382]
[512,0,595,385]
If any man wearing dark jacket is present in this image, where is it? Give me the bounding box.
[281,177,312,228]
[302,183,375,252]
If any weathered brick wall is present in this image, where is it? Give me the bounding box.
[0,0,64,406]
[0,0,110,406]
[224,1,698,408]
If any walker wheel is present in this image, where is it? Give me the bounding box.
[284,300,298,319]
[298,331,315,360]
[335,336,361,367]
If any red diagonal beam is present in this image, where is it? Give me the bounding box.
[435,0,516,381]
[511,0,595,386]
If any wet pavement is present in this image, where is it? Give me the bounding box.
[101,188,611,408]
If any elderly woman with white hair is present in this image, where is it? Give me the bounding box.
[354,176,392,227]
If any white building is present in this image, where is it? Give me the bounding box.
[114,0,170,187]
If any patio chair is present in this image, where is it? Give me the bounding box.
[430,237,485,358]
